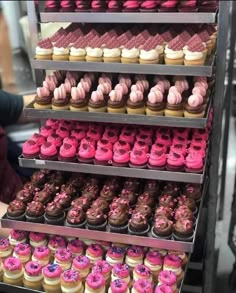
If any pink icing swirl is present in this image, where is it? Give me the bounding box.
[109,89,123,102]
[148,90,163,104]
[151,84,165,94]
[113,263,130,279]
[188,94,203,107]
[91,90,104,102]
[71,86,86,101]
[78,78,91,93]
[192,85,206,97]
[131,83,145,93]
[169,85,183,94]
[87,244,103,257]
[37,86,50,98]
[130,90,143,103]
[167,91,182,105]
[97,82,112,95]
[115,83,128,95]
[54,84,67,100]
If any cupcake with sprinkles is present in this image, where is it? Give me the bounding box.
[109,279,129,293]
[61,269,84,293]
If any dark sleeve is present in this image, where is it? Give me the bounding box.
[0,90,24,127]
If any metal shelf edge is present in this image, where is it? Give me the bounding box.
[31,58,214,77]
[40,12,217,24]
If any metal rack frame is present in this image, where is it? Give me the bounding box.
[0,2,229,293]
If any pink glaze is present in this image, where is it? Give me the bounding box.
[73,255,90,270]
[42,263,62,278]
[134,264,152,278]
[158,270,177,286]
[71,86,86,101]
[164,255,182,268]
[61,269,80,283]
[113,263,130,279]
[188,94,203,107]
[63,136,78,148]
[167,152,185,167]
[97,139,113,150]
[48,236,66,250]
[113,148,130,164]
[151,84,165,94]
[10,230,27,241]
[78,142,95,159]
[119,132,135,145]
[148,90,163,104]
[107,246,125,259]
[54,84,67,101]
[56,127,69,139]
[185,153,203,170]
[23,140,40,156]
[40,142,57,157]
[86,273,105,289]
[127,246,144,258]
[4,257,22,271]
[33,246,50,259]
[115,83,129,95]
[37,86,50,99]
[30,133,45,146]
[192,85,206,97]
[109,89,123,102]
[55,248,72,262]
[95,147,113,162]
[133,141,149,153]
[59,143,76,159]
[67,240,84,256]
[151,143,168,154]
[167,91,182,105]
[0,238,11,250]
[136,134,152,146]
[40,126,54,137]
[155,134,172,147]
[102,131,118,144]
[92,260,112,275]
[149,151,167,167]
[14,243,31,256]
[131,83,144,93]
[87,129,102,141]
[146,251,163,266]
[110,279,128,293]
[129,90,143,103]
[133,279,153,293]
[155,285,174,293]
[97,82,112,95]
[25,261,42,276]
[113,140,131,151]
[47,133,62,148]
[130,149,148,166]
[195,81,208,90]
[87,244,103,258]
[71,129,86,141]
[91,89,104,103]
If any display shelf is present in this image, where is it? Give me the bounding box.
[24,99,212,129]
[31,57,215,76]
[18,156,207,184]
[40,12,217,24]
[0,283,41,293]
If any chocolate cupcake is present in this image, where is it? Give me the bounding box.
[48,171,65,186]
[86,208,107,231]
[134,204,153,221]
[173,218,194,241]
[54,192,72,210]
[123,178,140,193]
[119,189,138,207]
[163,182,181,198]
[177,195,197,214]
[7,200,26,221]
[67,173,85,190]
[61,184,77,198]
[143,180,160,197]
[33,190,52,205]
[100,185,116,203]
[110,198,130,213]
[128,213,150,236]
[152,216,173,239]
[23,182,36,194]
[103,176,121,193]
[44,201,65,225]
[26,201,45,223]
[82,183,99,200]
[154,206,173,220]
[44,183,60,197]
[137,192,156,208]
[108,207,128,234]
[159,194,177,209]
[91,198,110,214]
[71,196,91,211]
[16,189,34,205]
[65,206,86,228]
[31,170,47,188]
[174,206,194,221]
[182,183,202,202]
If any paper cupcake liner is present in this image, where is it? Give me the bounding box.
[65,219,87,229]
[128,224,150,236]
[44,212,66,226]
[87,220,107,231]
[26,214,44,223]
[108,223,128,234]
[151,227,173,240]
[173,232,194,242]
[7,213,26,221]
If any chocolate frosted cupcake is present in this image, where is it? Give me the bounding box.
[100,185,116,203]
[31,170,47,188]
[163,182,181,198]
[48,171,65,186]
[152,216,173,239]
[67,173,85,190]
[91,198,110,214]
[71,196,91,212]
[60,184,77,198]
[159,194,177,209]
[54,192,72,210]
[128,213,150,236]
[108,207,128,234]
[26,201,45,223]
[182,183,202,202]
[123,178,140,193]
[33,190,52,206]
[65,206,86,228]
[177,195,197,214]
[134,204,153,221]
[173,218,194,241]
[44,183,60,197]
[7,200,26,221]
[82,183,100,200]
[44,201,65,225]
[143,180,160,197]
[154,206,173,220]
[23,182,36,195]
[119,189,138,207]
[110,198,130,213]
[16,189,34,205]
[174,206,194,221]
[86,208,107,231]
[137,192,156,208]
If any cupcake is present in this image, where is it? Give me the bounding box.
[165,36,184,65]
[134,204,153,222]
[158,270,177,292]
[155,206,173,220]
[7,200,26,221]
[126,90,146,115]
[146,88,165,116]
[44,201,66,225]
[67,240,84,258]
[45,0,59,12]
[125,246,144,270]
[69,39,87,62]
[159,194,176,209]
[128,212,150,236]
[3,257,24,286]
[152,216,173,239]
[182,183,202,202]
[86,244,103,265]
[166,152,185,172]
[108,207,129,234]
[85,273,106,293]
[60,0,75,11]
[106,246,126,267]
[16,188,34,205]
[86,208,107,231]
[13,243,31,266]
[139,37,159,64]
[75,0,91,11]
[8,230,27,247]
[42,263,63,293]
[61,269,83,293]
[159,0,178,11]
[132,279,153,293]
[92,260,112,287]
[54,248,72,271]
[32,246,51,267]
[177,196,197,213]
[140,0,158,11]
[35,38,53,60]
[173,218,194,241]
[34,86,52,109]
[72,196,91,212]
[54,192,72,210]
[26,201,45,223]
[111,263,131,285]
[184,34,206,66]
[123,0,140,11]
[72,255,90,281]
[0,239,13,262]
[165,87,184,117]
[163,254,184,284]
[23,261,43,291]
[22,140,40,159]
[133,264,152,282]
[48,236,67,257]
[65,206,86,228]
[155,284,175,293]
[144,251,163,282]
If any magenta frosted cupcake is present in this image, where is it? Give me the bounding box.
[61,269,83,293]
[23,261,43,291]
[59,143,77,162]
[85,273,106,293]
[47,133,62,149]
[13,243,31,266]
[72,255,90,281]
[0,239,13,261]
[111,263,130,285]
[133,264,152,282]
[109,279,129,293]
[158,270,177,292]
[32,246,51,267]
[48,236,67,256]
[42,263,63,292]
[54,248,72,271]
[92,260,112,287]
[22,140,40,159]
[67,239,84,257]
[40,142,58,160]
[3,257,24,286]
[133,279,153,293]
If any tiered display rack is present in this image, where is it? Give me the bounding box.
[0,1,231,293]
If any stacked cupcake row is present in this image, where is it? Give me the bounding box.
[45,0,218,13]
[34,71,213,117]
[22,120,211,172]
[35,22,217,65]
[7,169,202,241]
[1,231,187,293]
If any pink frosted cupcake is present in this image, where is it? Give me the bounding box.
[94,147,113,165]
[67,240,84,257]
[59,143,77,162]
[48,236,67,256]
[112,148,130,167]
[185,153,204,173]
[13,243,31,266]
[155,284,175,293]
[47,133,63,149]
[163,254,184,283]
[129,149,148,169]
[61,269,83,293]
[109,279,129,293]
[146,88,165,116]
[165,87,184,117]
[166,152,185,172]
[86,244,104,265]
[159,0,178,11]
[8,230,27,247]
[23,261,43,291]
[52,84,70,110]
[40,142,58,160]
[125,246,144,270]
[140,0,159,11]
[32,246,51,267]
[78,140,96,163]
[42,263,63,292]
[22,140,40,158]
[97,139,113,150]
[71,129,86,142]
[158,270,177,292]
[123,0,140,11]
[106,246,126,267]
[45,0,59,12]
[88,90,107,113]
[70,86,89,112]
[126,90,146,115]
[92,260,112,287]
[132,279,153,293]
[144,251,163,282]
[0,239,13,261]
[54,248,72,271]
[184,94,205,118]
[148,150,167,170]
[56,126,70,139]
[3,257,24,286]
[60,0,75,12]
[111,263,130,285]
[72,255,90,281]
[29,133,46,146]
[85,273,106,293]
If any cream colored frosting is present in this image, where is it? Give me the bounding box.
[125,256,143,268]
[158,281,177,292]
[111,274,131,285]
[86,47,103,58]
[70,47,86,57]
[156,45,164,54]
[108,288,129,293]
[53,47,69,55]
[0,248,12,258]
[84,285,106,293]
[32,255,49,267]
[103,48,121,58]
[44,276,61,286]
[106,255,123,266]
[54,260,71,271]
[163,265,182,275]
[30,239,47,248]
[140,49,159,61]
[144,259,162,272]
[185,50,204,61]
[86,254,103,264]
[61,283,83,293]
[165,46,184,59]
[24,272,43,282]
[8,236,26,246]
[13,252,31,263]
[4,270,24,279]
[35,46,52,55]
[122,48,140,58]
